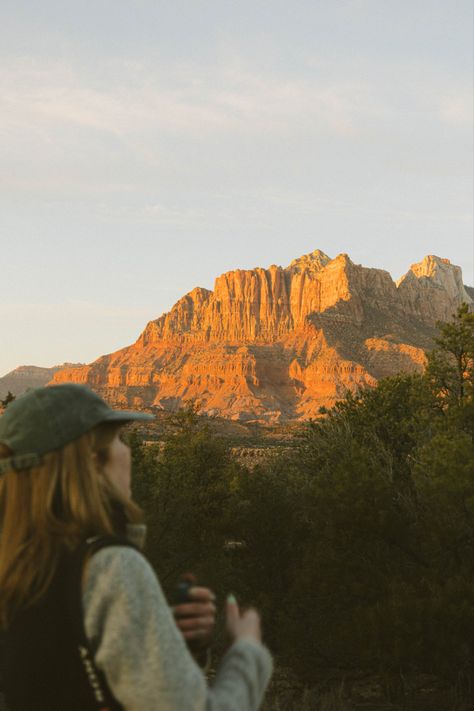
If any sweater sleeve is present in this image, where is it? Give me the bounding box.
[82,547,273,711]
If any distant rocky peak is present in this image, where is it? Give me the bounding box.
[410,255,452,279]
[397,255,473,303]
[179,286,212,307]
[286,249,331,275]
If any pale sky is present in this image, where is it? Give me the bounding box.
[1,0,472,376]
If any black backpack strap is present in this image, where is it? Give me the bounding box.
[66,535,139,711]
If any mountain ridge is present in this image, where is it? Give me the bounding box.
[0,363,84,400]
[50,251,472,422]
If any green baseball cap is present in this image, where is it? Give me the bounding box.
[0,383,154,475]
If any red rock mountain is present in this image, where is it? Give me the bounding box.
[52,252,473,422]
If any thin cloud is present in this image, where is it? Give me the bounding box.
[0,58,375,141]
[142,203,208,226]
[1,56,470,163]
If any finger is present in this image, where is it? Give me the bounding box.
[172,603,216,619]
[225,594,240,628]
[176,616,215,631]
[241,608,259,623]
[187,587,216,602]
[183,630,211,641]
[173,602,216,617]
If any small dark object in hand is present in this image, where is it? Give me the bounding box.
[175,580,193,604]
[173,573,211,661]
[174,572,197,604]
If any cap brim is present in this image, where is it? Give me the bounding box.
[103,410,155,423]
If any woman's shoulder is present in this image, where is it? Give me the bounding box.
[83,544,161,608]
[81,544,179,675]
[87,542,148,569]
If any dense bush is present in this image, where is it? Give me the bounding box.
[130,305,474,702]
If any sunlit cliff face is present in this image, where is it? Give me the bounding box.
[52,252,472,423]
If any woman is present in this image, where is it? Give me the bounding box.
[0,384,272,710]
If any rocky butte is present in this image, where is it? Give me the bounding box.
[52,251,473,423]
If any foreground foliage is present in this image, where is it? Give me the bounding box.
[131,305,474,706]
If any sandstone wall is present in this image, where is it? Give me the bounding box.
[51,251,472,421]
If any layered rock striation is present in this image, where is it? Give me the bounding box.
[52,252,472,422]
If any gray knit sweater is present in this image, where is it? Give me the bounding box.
[82,547,273,710]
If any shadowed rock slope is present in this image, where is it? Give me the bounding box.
[0,364,83,400]
[52,251,473,422]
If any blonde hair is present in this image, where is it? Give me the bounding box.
[0,422,142,627]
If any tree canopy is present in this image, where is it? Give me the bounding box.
[130,305,474,704]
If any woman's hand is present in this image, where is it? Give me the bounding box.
[225,594,262,643]
[173,586,216,644]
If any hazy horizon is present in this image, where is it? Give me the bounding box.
[1,0,472,375]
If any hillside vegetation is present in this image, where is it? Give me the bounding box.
[130,304,474,710]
